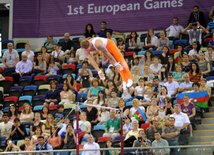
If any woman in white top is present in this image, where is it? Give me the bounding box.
[98,104,110,125]
[145,29,158,51]
[93,90,106,108]
[51,43,64,64]
[188,41,202,61]
[140,87,153,107]
[22,43,34,62]
[20,103,34,123]
[129,98,145,121]
[150,57,162,76]
[134,77,146,98]
[129,31,142,49]
[157,86,171,107]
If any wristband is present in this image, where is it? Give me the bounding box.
[114,62,120,67]
[98,70,102,74]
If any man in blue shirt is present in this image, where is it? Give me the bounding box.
[59,33,74,52]
[34,136,53,155]
[204,14,214,39]
[97,21,125,38]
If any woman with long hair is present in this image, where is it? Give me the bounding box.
[174,44,186,64]
[30,113,43,135]
[63,124,76,149]
[181,54,192,73]
[96,68,108,87]
[157,32,169,50]
[134,77,146,99]
[4,138,19,153]
[49,125,62,149]
[144,50,154,66]
[59,83,73,105]
[197,52,210,77]
[41,45,50,64]
[132,66,141,87]
[42,114,54,137]
[146,98,160,123]
[31,127,43,148]
[145,28,158,51]
[103,139,116,155]
[188,41,202,61]
[83,23,96,39]
[93,90,106,106]
[31,53,47,78]
[8,104,19,123]
[105,79,117,98]
[129,31,142,49]
[64,73,77,93]
[20,103,34,123]
[44,80,60,106]
[166,56,176,73]
[157,86,171,107]
[159,66,168,86]
[160,46,170,65]
[189,62,203,83]
[41,106,49,121]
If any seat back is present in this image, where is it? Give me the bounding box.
[20,76,32,83]
[0,80,13,94]
[4,96,18,104]
[24,85,37,93]
[141,123,151,131]
[19,96,32,103]
[34,75,47,83]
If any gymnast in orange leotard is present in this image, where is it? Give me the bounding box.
[82,37,133,89]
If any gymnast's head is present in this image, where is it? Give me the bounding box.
[81,39,91,50]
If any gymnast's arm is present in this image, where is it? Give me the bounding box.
[95,40,117,65]
[83,49,101,72]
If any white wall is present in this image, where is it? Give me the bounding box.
[12,30,166,51]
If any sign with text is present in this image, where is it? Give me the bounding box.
[13,0,212,38]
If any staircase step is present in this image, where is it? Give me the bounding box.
[196,124,214,130]
[204,113,214,118]
[194,130,214,136]
[209,106,214,112]
[201,118,214,124]
[190,136,214,143]
[180,148,212,155]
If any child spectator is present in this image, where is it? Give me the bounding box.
[53,105,66,125]
[103,139,116,155]
[98,104,110,125]
[0,113,13,139]
[46,61,59,76]
[107,90,119,108]
[123,117,133,135]
[117,38,125,52]
[59,83,73,105]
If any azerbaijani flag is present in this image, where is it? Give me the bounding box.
[176,91,209,108]
[174,52,180,64]
[134,108,147,121]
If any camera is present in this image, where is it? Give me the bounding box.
[138,137,142,142]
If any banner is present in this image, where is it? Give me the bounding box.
[13,0,213,38]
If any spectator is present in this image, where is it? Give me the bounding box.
[11,54,33,84]
[143,50,154,67]
[98,104,110,125]
[41,45,50,64]
[144,29,158,51]
[106,64,116,79]
[164,17,184,43]
[59,32,74,52]
[41,106,49,121]
[44,80,60,106]
[152,131,170,155]
[134,77,146,99]
[112,69,122,87]
[34,136,53,154]
[63,51,77,66]
[106,30,117,44]
[117,38,125,52]
[159,66,168,86]
[83,23,96,39]
[107,90,119,108]
[133,129,152,155]
[10,118,25,140]
[198,52,211,77]
[129,31,142,49]
[157,86,171,107]
[180,94,196,137]
[181,54,192,73]
[150,57,162,76]
[152,78,161,97]
[146,117,162,142]
[82,134,100,155]
[53,105,66,124]
[97,21,124,38]
[105,79,117,98]
[189,62,203,83]
[209,6,214,19]
[188,82,201,93]
[164,73,179,97]
[103,110,121,140]
[142,66,154,86]
[87,78,103,99]
[187,5,206,27]
[0,43,19,69]
[93,90,106,106]
[182,22,207,48]
[63,123,76,149]
[129,99,145,121]
[73,112,91,138]
[76,41,87,64]
[116,98,130,118]
[79,71,91,93]
[45,35,55,51]
[209,33,214,48]
[103,139,116,155]
[31,127,43,147]
[205,45,214,70]
[174,44,186,65]
[157,32,169,50]
[4,138,19,153]
[22,43,34,62]
[200,78,210,92]
[146,99,160,123]
[159,46,170,65]
[123,117,133,135]
[42,114,54,137]
[188,41,202,61]
[130,55,144,76]
[23,137,33,153]
[30,113,43,135]
[20,103,34,124]
[164,98,174,115]
[84,99,98,126]
[204,15,214,39]
[31,53,47,78]
[58,117,70,139]
[140,87,154,107]
[166,56,176,73]
[0,113,13,139]
[170,104,190,145]
[162,117,180,155]
[173,64,185,84]
[179,73,193,93]
[77,61,93,81]
[64,73,77,93]
[124,120,140,147]
[59,83,73,105]
[50,44,64,65]
[8,104,19,123]
[48,125,61,150]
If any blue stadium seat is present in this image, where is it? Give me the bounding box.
[206,76,214,81]
[3,107,9,112]
[138,51,146,55]
[34,95,45,100]
[45,39,57,44]
[169,40,173,49]
[93,125,106,130]
[2,49,8,53]
[33,105,44,111]
[0,58,2,63]
[62,73,76,79]
[16,49,26,53]
[19,96,32,104]
[77,64,82,68]
[26,128,30,136]
[77,93,88,102]
[174,40,188,45]
[126,101,132,107]
[24,85,37,93]
[153,50,163,54]
[58,38,65,42]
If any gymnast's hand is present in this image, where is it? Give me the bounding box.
[98,70,105,80]
[114,62,123,71]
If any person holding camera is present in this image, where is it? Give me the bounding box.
[133,129,151,155]
[63,123,76,149]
